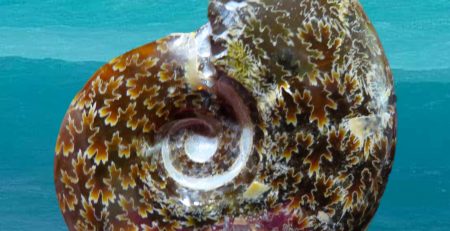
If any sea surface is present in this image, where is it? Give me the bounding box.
[0,0,449,230]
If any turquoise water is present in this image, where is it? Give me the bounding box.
[0,1,449,230]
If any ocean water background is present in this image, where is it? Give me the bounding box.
[0,0,449,230]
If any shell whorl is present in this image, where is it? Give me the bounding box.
[55,0,397,230]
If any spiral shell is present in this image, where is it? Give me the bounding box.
[54,0,397,230]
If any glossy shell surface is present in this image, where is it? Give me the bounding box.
[54,0,397,230]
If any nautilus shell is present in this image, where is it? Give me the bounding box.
[54,0,397,230]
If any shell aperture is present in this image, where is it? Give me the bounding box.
[54,0,397,230]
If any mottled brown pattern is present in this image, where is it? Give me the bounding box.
[55,0,396,230]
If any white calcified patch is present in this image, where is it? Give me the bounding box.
[364,63,390,112]
[184,134,219,163]
[170,33,192,54]
[180,24,216,89]
[318,211,331,224]
[196,24,216,88]
[183,33,203,88]
[195,24,213,59]
[162,128,253,191]
[346,113,390,142]
[224,1,248,11]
